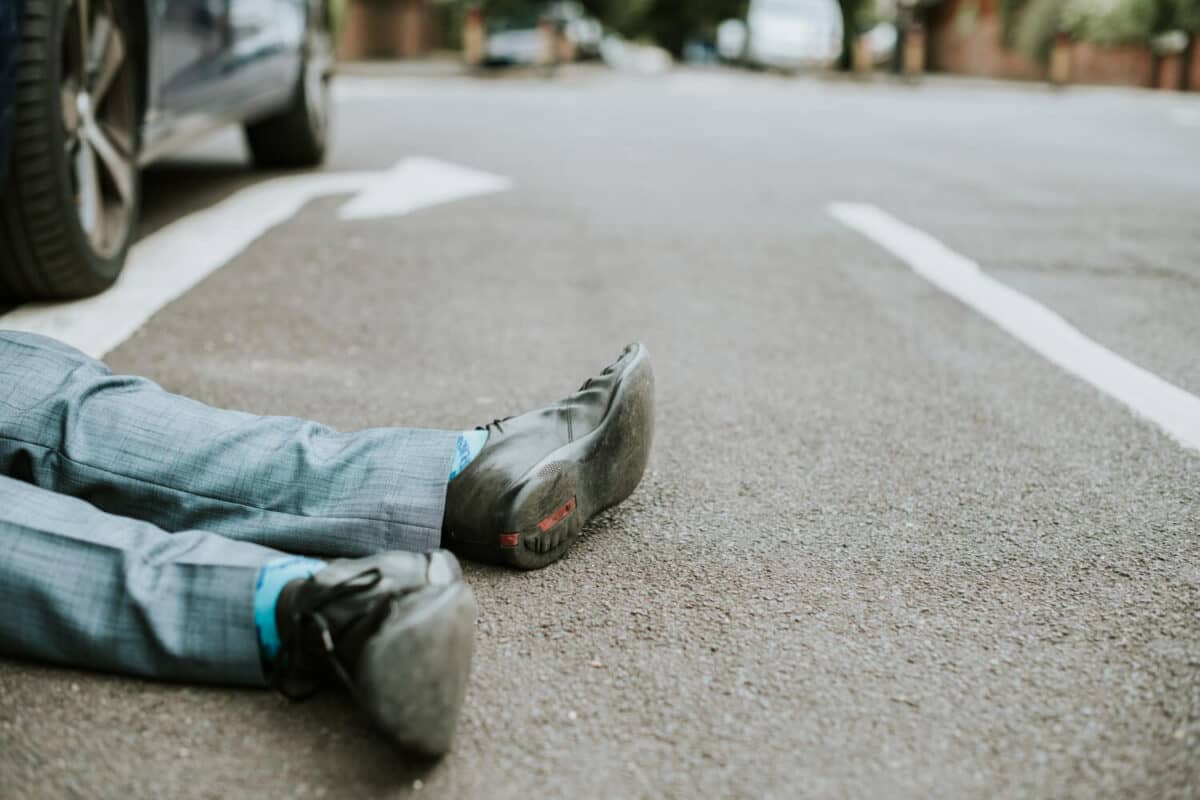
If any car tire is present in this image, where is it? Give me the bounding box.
[244,4,332,169]
[0,0,140,301]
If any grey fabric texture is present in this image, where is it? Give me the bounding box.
[0,473,276,685]
[0,330,459,684]
[0,330,459,556]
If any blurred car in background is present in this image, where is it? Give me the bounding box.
[480,4,544,65]
[477,1,601,66]
[0,0,333,301]
[718,0,844,70]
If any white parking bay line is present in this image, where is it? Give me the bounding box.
[828,202,1200,453]
[0,158,511,359]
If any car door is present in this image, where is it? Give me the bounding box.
[155,0,292,120]
[224,0,297,109]
[154,0,237,114]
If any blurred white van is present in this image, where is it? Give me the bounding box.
[718,0,844,70]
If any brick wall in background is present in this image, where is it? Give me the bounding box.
[339,0,439,60]
[929,0,1043,80]
[1067,41,1154,86]
[928,0,1190,89]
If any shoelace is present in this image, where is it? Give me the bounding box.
[477,417,513,434]
[273,567,384,704]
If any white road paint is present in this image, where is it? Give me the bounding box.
[828,202,1200,453]
[338,157,511,221]
[0,158,511,359]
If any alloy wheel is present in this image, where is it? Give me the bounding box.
[60,0,137,259]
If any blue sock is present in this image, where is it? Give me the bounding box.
[449,429,488,480]
[254,555,327,665]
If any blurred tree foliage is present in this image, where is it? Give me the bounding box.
[1013,0,1189,64]
[1015,0,1063,62]
[1167,0,1200,29]
[328,0,346,36]
[1000,0,1029,45]
[1061,0,1158,44]
[579,0,747,53]
[578,0,655,35]
[837,0,866,68]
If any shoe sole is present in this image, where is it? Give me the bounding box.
[488,343,655,570]
[355,578,477,758]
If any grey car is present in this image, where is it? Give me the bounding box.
[0,0,334,301]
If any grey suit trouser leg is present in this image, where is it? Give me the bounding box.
[0,330,459,686]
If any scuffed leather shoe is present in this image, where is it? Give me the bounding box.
[443,342,654,570]
[274,550,476,758]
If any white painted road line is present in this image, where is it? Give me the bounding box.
[828,202,1200,453]
[339,157,511,221]
[0,158,511,359]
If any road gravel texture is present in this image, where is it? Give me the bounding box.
[1,68,1198,798]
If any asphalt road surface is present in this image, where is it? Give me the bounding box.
[1,66,1198,799]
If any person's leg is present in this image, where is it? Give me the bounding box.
[0,473,275,684]
[0,329,657,570]
[0,474,476,756]
[0,330,459,557]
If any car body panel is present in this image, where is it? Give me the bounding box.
[140,0,304,162]
[0,0,312,177]
[154,0,298,112]
[485,28,542,64]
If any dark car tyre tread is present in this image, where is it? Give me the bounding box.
[0,0,139,301]
[244,41,329,169]
[244,91,325,169]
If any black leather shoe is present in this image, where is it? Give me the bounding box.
[443,342,654,570]
[274,550,476,758]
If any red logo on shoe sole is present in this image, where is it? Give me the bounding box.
[538,496,577,532]
[499,496,578,549]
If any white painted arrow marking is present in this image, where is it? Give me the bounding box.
[0,158,512,359]
[339,157,512,221]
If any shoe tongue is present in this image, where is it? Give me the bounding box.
[562,385,608,435]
